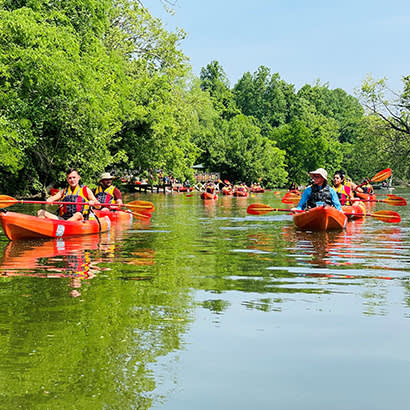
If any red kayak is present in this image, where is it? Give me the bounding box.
[233,191,248,197]
[201,192,218,200]
[342,202,366,220]
[0,211,111,241]
[293,206,347,231]
[94,209,133,224]
[355,192,376,201]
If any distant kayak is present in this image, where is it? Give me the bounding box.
[293,206,347,231]
[233,191,248,197]
[0,211,111,241]
[201,192,218,200]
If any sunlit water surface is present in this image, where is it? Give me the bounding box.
[0,189,409,409]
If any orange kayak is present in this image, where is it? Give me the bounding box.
[93,209,133,224]
[355,192,376,201]
[342,201,366,220]
[0,211,111,241]
[233,191,248,197]
[201,192,218,200]
[293,206,347,231]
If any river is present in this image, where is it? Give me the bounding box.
[0,188,409,409]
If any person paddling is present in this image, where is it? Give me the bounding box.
[94,172,123,211]
[333,170,355,205]
[291,168,342,212]
[38,168,100,221]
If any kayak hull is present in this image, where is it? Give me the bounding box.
[93,209,133,224]
[355,192,376,201]
[293,206,347,231]
[233,191,248,197]
[342,202,366,220]
[0,211,111,241]
[201,192,218,200]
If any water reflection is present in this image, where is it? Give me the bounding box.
[0,216,155,296]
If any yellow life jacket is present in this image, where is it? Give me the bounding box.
[58,185,90,219]
[94,184,116,204]
[334,184,352,205]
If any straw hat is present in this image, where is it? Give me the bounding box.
[99,172,115,181]
[309,168,328,181]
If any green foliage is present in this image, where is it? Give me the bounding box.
[233,66,296,128]
[296,82,364,143]
[0,0,407,196]
[357,75,410,181]
[200,61,239,120]
[201,114,287,186]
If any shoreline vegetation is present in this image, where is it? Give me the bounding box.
[0,1,409,198]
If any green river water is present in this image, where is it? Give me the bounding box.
[0,189,409,410]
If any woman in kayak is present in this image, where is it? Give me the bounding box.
[291,168,342,212]
[38,168,100,221]
[333,170,355,205]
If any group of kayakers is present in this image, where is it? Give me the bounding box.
[36,165,377,221]
[291,167,375,212]
[38,169,123,221]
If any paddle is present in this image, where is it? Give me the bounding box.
[369,168,392,183]
[355,168,392,189]
[352,195,407,206]
[247,203,300,215]
[247,203,401,223]
[0,195,155,213]
[281,189,406,207]
[281,191,301,204]
[343,210,401,223]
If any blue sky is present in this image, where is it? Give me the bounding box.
[148,0,410,95]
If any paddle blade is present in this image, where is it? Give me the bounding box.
[371,168,392,182]
[247,203,274,215]
[125,200,155,212]
[131,210,152,220]
[281,192,300,204]
[0,195,18,208]
[382,196,407,206]
[371,210,401,223]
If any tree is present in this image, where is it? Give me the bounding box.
[200,61,239,120]
[233,66,296,129]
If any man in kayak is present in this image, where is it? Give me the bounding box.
[38,168,100,221]
[94,172,123,211]
[291,168,343,212]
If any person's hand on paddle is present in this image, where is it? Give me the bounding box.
[290,207,298,213]
[88,200,101,209]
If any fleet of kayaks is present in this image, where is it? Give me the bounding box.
[293,206,347,231]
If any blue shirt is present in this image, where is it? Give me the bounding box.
[296,185,342,211]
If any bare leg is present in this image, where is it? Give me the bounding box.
[67,212,84,221]
[37,210,59,220]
